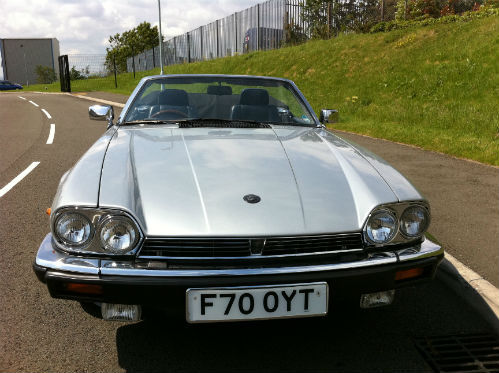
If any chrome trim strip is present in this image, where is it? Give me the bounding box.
[144,232,362,240]
[137,248,365,260]
[397,237,444,261]
[35,234,443,278]
[35,234,100,275]
[100,255,397,277]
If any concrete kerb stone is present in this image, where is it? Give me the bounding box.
[67,93,125,108]
[437,252,499,334]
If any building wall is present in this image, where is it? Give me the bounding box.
[51,38,60,79]
[1,38,60,85]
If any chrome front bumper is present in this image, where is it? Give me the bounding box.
[35,233,444,278]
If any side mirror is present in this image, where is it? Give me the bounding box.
[89,105,114,127]
[319,109,339,124]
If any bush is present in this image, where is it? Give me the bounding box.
[370,5,499,32]
[35,65,56,84]
[69,66,90,80]
[284,20,308,46]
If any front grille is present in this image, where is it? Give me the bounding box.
[137,233,363,259]
[140,238,251,258]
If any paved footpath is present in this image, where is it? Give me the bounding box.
[74,91,499,288]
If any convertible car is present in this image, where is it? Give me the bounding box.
[34,74,443,323]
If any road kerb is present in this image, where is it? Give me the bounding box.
[68,93,125,108]
[438,252,499,333]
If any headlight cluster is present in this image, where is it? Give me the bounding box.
[364,203,429,245]
[53,209,141,255]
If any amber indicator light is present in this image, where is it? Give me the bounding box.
[65,283,103,295]
[395,267,425,281]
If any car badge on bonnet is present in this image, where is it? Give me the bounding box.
[243,194,261,204]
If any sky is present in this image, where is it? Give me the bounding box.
[0,0,262,78]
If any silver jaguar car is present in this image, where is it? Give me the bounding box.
[33,74,443,323]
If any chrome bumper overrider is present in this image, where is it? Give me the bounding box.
[35,233,444,278]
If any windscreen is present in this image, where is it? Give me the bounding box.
[124,76,315,126]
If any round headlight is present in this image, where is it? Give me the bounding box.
[400,205,429,237]
[99,216,138,254]
[55,212,92,246]
[366,210,398,244]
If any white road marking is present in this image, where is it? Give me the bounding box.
[41,109,52,119]
[46,124,55,144]
[18,96,26,100]
[0,162,40,198]
[29,100,39,107]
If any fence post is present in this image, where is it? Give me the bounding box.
[173,37,177,64]
[200,26,204,60]
[327,2,332,38]
[257,4,261,51]
[152,47,156,68]
[234,13,238,55]
[404,0,408,20]
[113,55,117,89]
[187,33,191,63]
[131,46,136,79]
[216,20,220,58]
[381,0,385,21]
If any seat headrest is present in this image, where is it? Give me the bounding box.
[158,89,189,106]
[239,89,269,106]
[207,85,233,95]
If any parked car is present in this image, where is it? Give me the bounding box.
[33,74,443,323]
[0,80,23,90]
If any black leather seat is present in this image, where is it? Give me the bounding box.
[149,89,197,118]
[230,88,280,123]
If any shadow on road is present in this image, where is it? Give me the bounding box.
[115,277,495,372]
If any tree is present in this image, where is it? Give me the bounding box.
[105,21,160,74]
[69,65,90,80]
[300,0,380,38]
[283,19,308,46]
[35,65,56,84]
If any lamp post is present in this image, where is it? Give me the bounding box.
[20,44,29,86]
[158,0,164,75]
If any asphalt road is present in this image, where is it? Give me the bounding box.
[0,92,497,373]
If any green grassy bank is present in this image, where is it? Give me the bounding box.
[26,16,499,165]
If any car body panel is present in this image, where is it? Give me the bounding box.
[97,124,403,237]
[51,127,117,210]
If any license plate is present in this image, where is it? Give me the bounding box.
[186,282,328,323]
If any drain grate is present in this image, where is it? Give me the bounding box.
[414,333,499,373]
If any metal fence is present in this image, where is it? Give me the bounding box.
[58,0,483,92]
[127,0,292,72]
[59,54,118,92]
[126,0,401,73]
